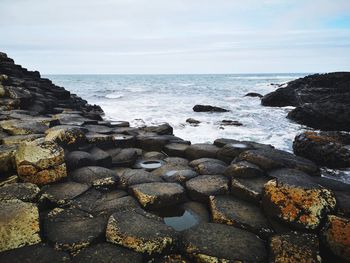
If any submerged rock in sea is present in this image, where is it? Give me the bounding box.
[192,104,229,112]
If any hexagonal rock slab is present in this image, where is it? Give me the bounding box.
[224,161,264,178]
[130,182,186,209]
[72,243,143,263]
[217,142,253,163]
[209,195,274,238]
[70,166,119,188]
[189,158,227,175]
[181,223,267,262]
[107,148,138,167]
[43,208,106,252]
[269,232,321,263]
[185,143,219,160]
[15,139,67,185]
[65,151,95,170]
[0,182,40,202]
[0,244,71,263]
[0,144,17,174]
[185,175,229,202]
[2,134,43,145]
[262,169,336,230]
[321,215,350,261]
[89,147,112,167]
[161,169,198,184]
[164,143,190,158]
[231,176,271,204]
[0,119,48,135]
[45,125,87,147]
[106,209,178,254]
[119,169,163,189]
[0,199,41,252]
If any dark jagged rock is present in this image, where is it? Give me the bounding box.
[193,104,229,112]
[219,119,243,126]
[142,123,173,135]
[244,92,263,98]
[186,118,200,125]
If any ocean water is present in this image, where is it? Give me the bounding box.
[47,74,307,152]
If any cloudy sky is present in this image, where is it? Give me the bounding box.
[0,0,349,74]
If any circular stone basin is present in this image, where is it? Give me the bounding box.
[156,206,199,231]
[139,160,164,171]
[230,143,249,149]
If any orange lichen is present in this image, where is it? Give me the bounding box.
[304,131,340,144]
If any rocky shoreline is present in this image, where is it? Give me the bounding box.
[0,52,349,262]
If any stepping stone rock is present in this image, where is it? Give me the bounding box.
[164,143,190,158]
[137,135,169,151]
[108,148,138,167]
[151,163,190,177]
[189,158,227,175]
[164,157,189,166]
[113,134,136,148]
[0,144,17,175]
[269,232,321,263]
[0,119,48,135]
[142,123,173,135]
[43,208,106,252]
[15,139,67,185]
[161,169,198,184]
[193,104,229,112]
[0,199,41,252]
[40,181,90,206]
[0,244,71,263]
[185,143,219,160]
[45,125,87,147]
[217,142,253,163]
[71,166,119,188]
[84,124,113,134]
[321,215,350,261]
[143,151,166,160]
[181,223,267,262]
[65,151,95,170]
[262,170,336,230]
[85,132,114,146]
[72,243,143,263]
[0,182,39,202]
[89,147,112,167]
[130,182,186,209]
[106,209,178,254]
[1,134,43,145]
[209,195,274,238]
[119,169,163,189]
[231,176,271,204]
[224,161,264,178]
[186,175,229,202]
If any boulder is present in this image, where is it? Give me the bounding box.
[192,104,229,112]
[0,199,41,252]
[224,161,264,178]
[185,175,229,202]
[106,209,178,254]
[0,182,39,202]
[185,143,219,160]
[119,169,163,189]
[142,123,173,135]
[130,182,186,209]
[161,169,198,184]
[181,223,267,262]
[70,166,119,188]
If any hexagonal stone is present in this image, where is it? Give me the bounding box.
[71,166,119,188]
[0,145,17,175]
[0,244,71,263]
[65,151,95,170]
[181,223,267,262]
[89,147,112,167]
[40,181,90,206]
[269,232,321,263]
[0,182,40,202]
[164,157,189,166]
[72,243,143,263]
[106,209,178,254]
[0,119,48,135]
[45,125,87,147]
[1,134,43,145]
[186,175,229,202]
[164,143,190,158]
[0,199,41,252]
[209,195,274,238]
[224,161,264,178]
[231,176,271,204]
[84,124,113,134]
[185,144,219,160]
[321,215,350,261]
[43,208,106,252]
[130,182,186,210]
[143,151,166,160]
[161,169,198,184]
[262,170,336,230]
[119,169,163,189]
[189,158,227,175]
[107,148,138,167]
[217,142,253,163]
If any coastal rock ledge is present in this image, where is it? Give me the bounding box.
[0,52,349,262]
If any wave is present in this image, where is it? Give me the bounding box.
[106,93,124,99]
[227,76,299,80]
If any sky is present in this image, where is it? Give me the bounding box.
[0,0,350,74]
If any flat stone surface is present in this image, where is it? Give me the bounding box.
[0,182,39,202]
[108,148,138,167]
[89,147,112,167]
[269,232,321,263]
[185,143,219,160]
[70,166,119,188]
[0,119,48,135]
[65,151,95,170]
[73,243,143,263]
[0,199,41,252]
[119,169,163,189]
[164,157,189,166]
[1,134,43,145]
[231,176,271,204]
[130,182,186,209]
[151,163,191,177]
[84,124,113,134]
[186,175,229,202]
[217,143,253,163]
[189,158,227,175]
[161,169,198,184]
[181,223,267,262]
[106,209,178,254]
[0,144,16,174]
[224,161,264,178]
[209,195,274,238]
[43,208,106,252]
[164,143,190,158]
[45,125,87,147]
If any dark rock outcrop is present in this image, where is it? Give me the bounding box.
[193,104,229,113]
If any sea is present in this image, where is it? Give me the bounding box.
[47,73,350,183]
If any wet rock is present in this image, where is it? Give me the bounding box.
[186,118,200,125]
[89,147,112,167]
[182,201,210,223]
[142,123,173,135]
[84,124,113,134]
[0,144,16,175]
[43,208,106,252]
[72,243,143,263]
[45,125,87,147]
[143,151,166,160]
[0,199,41,252]
[106,209,178,254]
[70,166,119,188]
[262,170,336,230]
[219,119,243,126]
[119,169,163,189]
[189,158,227,175]
[130,182,186,209]
[151,163,190,177]
[40,181,90,206]
[135,159,165,171]
[85,132,114,147]
[225,161,264,178]
[334,191,350,217]
[107,148,138,167]
[185,143,219,160]
[137,135,169,151]
[209,195,274,238]
[231,176,271,204]
[1,134,43,145]
[193,104,229,113]
[181,223,267,262]
[110,120,130,127]
[15,139,67,185]
[321,215,350,261]
[113,134,136,148]
[164,157,189,166]
[0,119,48,135]
[0,182,39,202]
[217,142,252,163]
[164,143,190,158]
[269,232,321,263]
[245,92,263,98]
[238,148,320,175]
[161,169,198,184]
[186,175,229,202]
[0,175,18,186]
[293,131,350,168]
[0,244,71,263]
[65,151,95,170]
